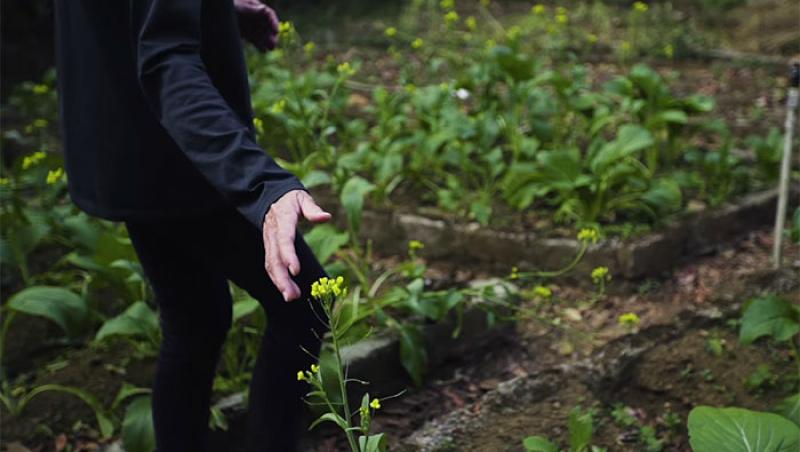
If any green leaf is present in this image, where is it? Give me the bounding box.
[111,382,151,412]
[304,224,350,264]
[641,179,682,216]
[122,396,155,452]
[590,125,654,174]
[739,295,800,344]
[522,436,558,452]
[95,301,159,343]
[359,433,388,452]
[21,384,115,439]
[688,406,800,452]
[7,286,89,338]
[309,411,348,430]
[232,296,261,322]
[776,394,800,427]
[340,176,375,234]
[301,170,331,188]
[396,323,427,386]
[568,406,593,451]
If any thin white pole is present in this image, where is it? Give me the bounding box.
[773,63,800,269]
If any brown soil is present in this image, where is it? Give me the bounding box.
[301,228,799,451]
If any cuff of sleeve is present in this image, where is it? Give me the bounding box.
[250,177,308,231]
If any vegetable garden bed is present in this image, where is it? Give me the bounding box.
[317,186,797,280]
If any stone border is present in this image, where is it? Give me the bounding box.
[321,188,796,280]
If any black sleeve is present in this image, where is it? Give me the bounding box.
[135,0,306,230]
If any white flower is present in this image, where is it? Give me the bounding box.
[454,88,470,100]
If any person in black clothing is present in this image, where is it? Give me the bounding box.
[53,0,333,450]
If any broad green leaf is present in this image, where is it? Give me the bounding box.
[359,433,388,452]
[522,436,558,452]
[111,382,151,412]
[568,406,593,451]
[340,176,375,234]
[491,46,534,81]
[776,394,800,427]
[688,406,800,452]
[7,286,89,338]
[396,323,427,387]
[656,109,689,124]
[232,297,261,322]
[740,295,800,344]
[122,396,155,452]
[629,64,664,99]
[95,301,159,343]
[641,179,682,216]
[590,125,654,174]
[301,170,331,188]
[304,224,350,264]
[684,95,715,112]
[536,149,584,191]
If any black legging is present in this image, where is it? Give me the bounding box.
[124,204,330,452]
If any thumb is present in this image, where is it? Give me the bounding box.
[299,193,332,223]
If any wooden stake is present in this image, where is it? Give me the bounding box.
[773,63,800,268]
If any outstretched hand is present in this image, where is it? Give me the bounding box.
[263,190,332,302]
[234,0,280,52]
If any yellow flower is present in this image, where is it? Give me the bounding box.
[465,16,477,30]
[618,312,641,328]
[444,11,459,25]
[271,99,286,114]
[311,275,347,299]
[253,117,264,135]
[439,0,454,9]
[370,398,381,410]
[310,363,320,373]
[555,12,568,25]
[297,370,306,381]
[587,33,598,44]
[337,61,356,76]
[533,286,552,298]
[278,21,295,36]
[591,266,610,284]
[46,167,65,185]
[411,38,424,49]
[663,44,674,59]
[304,41,316,56]
[633,1,648,12]
[531,4,545,15]
[33,119,48,129]
[32,84,49,95]
[408,240,425,251]
[509,266,520,280]
[384,26,397,37]
[577,228,599,244]
[22,151,46,170]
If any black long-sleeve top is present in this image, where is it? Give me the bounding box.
[53,0,306,230]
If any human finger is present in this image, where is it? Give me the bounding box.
[276,219,301,277]
[299,193,332,223]
[268,228,300,301]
